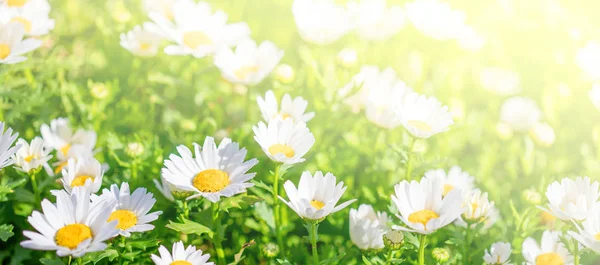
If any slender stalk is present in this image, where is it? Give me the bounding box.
[182,200,190,219]
[404,137,416,180]
[272,164,285,256]
[212,203,226,265]
[463,225,471,264]
[573,239,580,265]
[385,249,394,265]
[68,256,72,265]
[418,235,426,265]
[77,257,83,265]
[30,171,39,203]
[308,222,320,265]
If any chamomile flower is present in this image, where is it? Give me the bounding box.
[576,41,600,81]
[1,0,50,12]
[499,96,541,132]
[480,68,521,96]
[590,84,600,110]
[142,0,174,20]
[149,0,250,58]
[58,157,102,194]
[396,92,454,138]
[13,137,52,173]
[424,166,475,197]
[0,122,20,170]
[20,188,119,257]
[348,0,405,41]
[292,0,353,45]
[0,22,42,64]
[405,0,467,41]
[151,241,214,265]
[522,231,573,265]
[0,1,54,36]
[53,144,95,175]
[94,183,162,237]
[568,203,600,253]
[349,204,390,251]
[460,189,495,223]
[256,90,315,124]
[279,171,356,220]
[363,77,414,129]
[483,242,513,265]
[214,39,284,86]
[253,118,315,166]
[161,136,258,202]
[391,176,463,234]
[120,23,163,57]
[40,117,97,156]
[541,176,600,221]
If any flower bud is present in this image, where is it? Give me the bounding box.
[125,142,144,157]
[432,248,450,263]
[383,230,404,250]
[521,189,542,205]
[337,48,357,68]
[261,243,279,258]
[274,64,295,84]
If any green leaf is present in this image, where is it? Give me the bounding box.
[39,258,66,265]
[166,218,213,237]
[254,201,275,229]
[128,239,161,251]
[88,249,118,264]
[251,180,273,194]
[0,224,14,241]
[361,255,374,265]
[219,194,263,213]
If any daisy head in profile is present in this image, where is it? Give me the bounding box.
[424,166,475,197]
[59,157,103,194]
[483,242,513,265]
[0,121,20,170]
[151,241,214,265]
[13,137,52,173]
[279,171,356,221]
[40,117,97,157]
[541,176,600,221]
[396,92,454,139]
[20,187,119,257]
[291,0,352,45]
[391,176,463,234]
[93,182,162,237]
[256,90,314,124]
[253,118,315,166]
[214,39,284,86]
[120,23,163,57]
[0,22,42,64]
[161,136,258,202]
[349,204,390,251]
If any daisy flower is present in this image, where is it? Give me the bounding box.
[349,204,390,251]
[256,90,315,124]
[391,176,463,234]
[161,136,258,202]
[253,118,315,166]
[522,231,573,265]
[363,76,413,129]
[142,0,174,20]
[459,189,495,223]
[405,0,467,41]
[214,39,284,86]
[396,92,454,138]
[151,241,214,265]
[576,41,600,81]
[13,137,52,173]
[40,117,97,156]
[590,84,600,110]
[53,144,95,175]
[120,23,163,57]
[0,1,54,36]
[483,242,513,265]
[499,97,541,133]
[20,187,119,257]
[424,166,475,197]
[59,157,103,194]
[1,0,50,11]
[0,22,42,64]
[479,67,521,96]
[568,202,600,253]
[279,171,356,220]
[94,182,162,237]
[0,121,20,170]
[292,0,353,45]
[541,176,600,221]
[149,0,250,58]
[348,0,405,41]
[338,66,397,111]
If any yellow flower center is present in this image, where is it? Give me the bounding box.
[182,31,212,49]
[107,210,138,230]
[540,211,556,225]
[310,200,325,210]
[60,144,71,155]
[192,169,230,193]
[407,120,432,132]
[7,0,27,7]
[279,113,292,120]
[139,42,152,51]
[10,17,32,33]
[170,261,192,265]
[70,175,93,187]
[55,224,92,249]
[408,210,439,230]
[443,184,454,196]
[0,44,10,60]
[234,65,260,80]
[54,161,68,174]
[268,144,295,158]
[24,155,37,162]
[595,233,600,241]
[535,252,563,265]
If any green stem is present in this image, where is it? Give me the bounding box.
[182,200,190,219]
[272,164,285,257]
[77,257,83,265]
[574,239,580,265]
[68,256,72,265]
[308,222,320,265]
[30,171,39,203]
[385,249,394,265]
[405,137,416,180]
[463,225,471,264]
[418,235,426,265]
[212,203,226,265]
